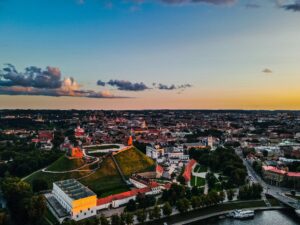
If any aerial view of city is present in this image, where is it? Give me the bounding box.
[0,0,300,225]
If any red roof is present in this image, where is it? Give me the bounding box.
[38,131,53,140]
[32,138,39,143]
[97,187,152,206]
[263,166,300,178]
[156,165,164,174]
[183,159,197,182]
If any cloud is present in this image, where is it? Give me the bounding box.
[97,80,106,86]
[105,80,150,91]
[98,79,192,92]
[157,83,176,90]
[154,83,192,90]
[0,86,115,98]
[281,0,300,11]
[262,68,273,74]
[0,64,62,89]
[0,64,118,98]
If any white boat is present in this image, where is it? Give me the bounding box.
[229,209,255,219]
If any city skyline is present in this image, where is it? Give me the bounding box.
[1,0,300,109]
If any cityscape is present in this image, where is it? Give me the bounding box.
[1,0,300,225]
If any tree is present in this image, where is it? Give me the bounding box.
[125,213,134,225]
[219,190,225,202]
[176,198,190,214]
[226,189,235,201]
[1,177,32,224]
[162,202,172,217]
[0,213,10,225]
[238,183,263,200]
[111,214,121,225]
[32,178,49,193]
[126,199,136,212]
[191,196,201,209]
[26,195,47,225]
[177,175,186,185]
[99,214,109,225]
[120,213,126,225]
[148,209,154,220]
[136,210,146,224]
[152,205,161,219]
[206,172,218,190]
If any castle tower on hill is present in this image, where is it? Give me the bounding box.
[68,147,84,158]
[128,136,133,146]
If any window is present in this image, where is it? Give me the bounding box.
[84,213,86,216]
[88,208,90,210]
[80,210,82,213]
[91,210,93,213]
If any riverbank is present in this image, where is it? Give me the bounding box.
[143,200,286,225]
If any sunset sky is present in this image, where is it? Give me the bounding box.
[0,0,300,110]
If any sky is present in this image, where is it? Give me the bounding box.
[0,0,300,110]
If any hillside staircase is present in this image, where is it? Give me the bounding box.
[111,154,130,186]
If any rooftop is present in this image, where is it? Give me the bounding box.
[54,179,96,200]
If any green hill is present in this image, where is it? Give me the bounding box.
[46,155,86,172]
[25,147,155,197]
[115,147,155,177]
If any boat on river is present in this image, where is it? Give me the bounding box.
[228,209,255,219]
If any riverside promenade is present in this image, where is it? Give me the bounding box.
[172,206,285,225]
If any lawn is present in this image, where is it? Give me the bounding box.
[85,144,120,151]
[87,152,107,157]
[115,147,155,177]
[194,164,207,173]
[26,155,128,197]
[191,175,206,187]
[80,156,129,197]
[25,169,92,189]
[46,155,86,172]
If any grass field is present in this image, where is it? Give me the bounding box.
[85,144,120,151]
[25,147,152,197]
[46,155,86,171]
[25,155,128,197]
[115,147,155,177]
[194,164,207,173]
[191,175,206,187]
[80,156,129,197]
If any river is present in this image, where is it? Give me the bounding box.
[188,210,300,225]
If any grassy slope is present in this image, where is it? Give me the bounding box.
[81,156,128,197]
[26,147,153,197]
[46,155,86,171]
[115,147,155,177]
[25,170,91,187]
[25,155,128,197]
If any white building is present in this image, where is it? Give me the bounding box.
[45,179,97,223]
[146,145,164,159]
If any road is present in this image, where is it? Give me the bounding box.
[235,148,300,210]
